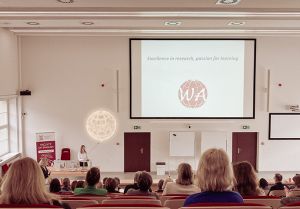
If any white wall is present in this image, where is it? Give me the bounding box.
[20,36,300,172]
[0,28,18,96]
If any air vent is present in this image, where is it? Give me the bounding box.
[216,0,241,5]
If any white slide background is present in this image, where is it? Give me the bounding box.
[141,40,245,117]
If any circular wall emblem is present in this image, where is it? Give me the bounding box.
[178,80,208,108]
[86,110,117,142]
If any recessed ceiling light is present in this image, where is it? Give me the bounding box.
[81,21,94,25]
[216,0,241,5]
[26,22,40,25]
[57,0,74,3]
[228,21,246,26]
[165,21,182,26]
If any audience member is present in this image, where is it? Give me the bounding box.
[233,161,265,196]
[103,177,108,186]
[39,157,51,179]
[155,179,164,193]
[163,163,200,195]
[71,180,78,191]
[281,175,300,205]
[259,178,270,190]
[74,167,107,195]
[114,177,121,191]
[162,176,174,190]
[49,178,61,193]
[0,157,62,206]
[268,173,286,195]
[76,180,85,188]
[184,148,243,206]
[61,178,72,192]
[124,171,141,194]
[105,178,120,193]
[127,171,158,199]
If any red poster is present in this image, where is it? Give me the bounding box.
[36,132,56,165]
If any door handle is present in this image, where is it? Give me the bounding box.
[238,147,242,154]
[140,148,144,154]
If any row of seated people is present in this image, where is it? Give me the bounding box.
[1,148,300,208]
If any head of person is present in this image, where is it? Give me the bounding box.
[114,177,120,187]
[86,167,100,187]
[293,175,300,187]
[197,148,235,192]
[62,178,71,189]
[274,173,283,183]
[176,163,194,185]
[0,157,54,204]
[71,180,78,191]
[134,171,142,183]
[137,171,153,192]
[157,179,164,190]
[103,177,108,185]
[76,180,85,188]
[49,178,61,193]
[105,178,117,192]
[259,178,269,189]
[233,161,258,196]
[39,157,49,167]
[80,145,86,153]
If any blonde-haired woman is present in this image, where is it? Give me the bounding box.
[78,145,88,167]
[39,157,51,179]
[162,163,200,195]
[0,157,59,205]
[184,148,243,206]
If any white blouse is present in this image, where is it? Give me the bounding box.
[78,151,88,162]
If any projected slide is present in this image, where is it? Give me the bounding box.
[131,39,255,118]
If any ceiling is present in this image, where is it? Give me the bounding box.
[1,0,300,35]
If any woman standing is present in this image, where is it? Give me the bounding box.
[78,145,88,167]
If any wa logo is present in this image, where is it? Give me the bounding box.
[178,80,208,108]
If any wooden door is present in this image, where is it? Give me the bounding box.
[124,132,151,172]
[232,132,257,169]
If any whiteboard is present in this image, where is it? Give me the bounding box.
[269,113,300,139]
[169,131,195,156]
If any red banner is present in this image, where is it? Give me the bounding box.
[36,132,56,165]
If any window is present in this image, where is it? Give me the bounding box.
[0,100,9,156]
[0,97,18,157]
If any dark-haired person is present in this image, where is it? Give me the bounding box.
[155,179,164,193]
[114,177,121,192]
[74,167,107,195]
[76,180,85,189]
[49,178,61,193]
[127,171,158,199]
[162,163,200,195]
[268,173,287,195]
[233,161,265,196]
[259,178,270,194]
[105,178,120,193]
[71,180,78,191]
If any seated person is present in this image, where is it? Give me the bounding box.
[105,178,120,193]
[124,171,141,194]
[268,173,287,195]
[184,148,243,206]
[259,178,270,191]
[71,180,78,191]
[49,178,61,193]
[233,161,265,196]
[74,167,107,195]
[76,180,85,188]
[281,175,300,205]
[61,178,72,192]
[163,163,200,195]
[114,177,121,192]
[155,179,164,193]
[126,171,158,199]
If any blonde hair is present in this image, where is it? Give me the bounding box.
[80,145,86,154]
[176,163,194,185]
[0,157,56,204]
[197,148,235,192]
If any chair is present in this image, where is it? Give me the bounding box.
[269,190,286,197]
[180,202,272,209]
[59,198,98,209]
[0,204,62,209]
[61,148,71,160]
[164,196,187,209]
[280,201,300,209]
[288,190,300,197]
[160,194,188,205]
[66,195,109,203]
[102,199,161,206]
[244,196,281,209]
[78,203,167,209]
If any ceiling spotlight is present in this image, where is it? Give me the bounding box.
[57,0,74,3]
[216,0,241,5]
[164,21,182,26]
[81,22,94,25]
[26,22,40,25]
[228,21,246,26]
